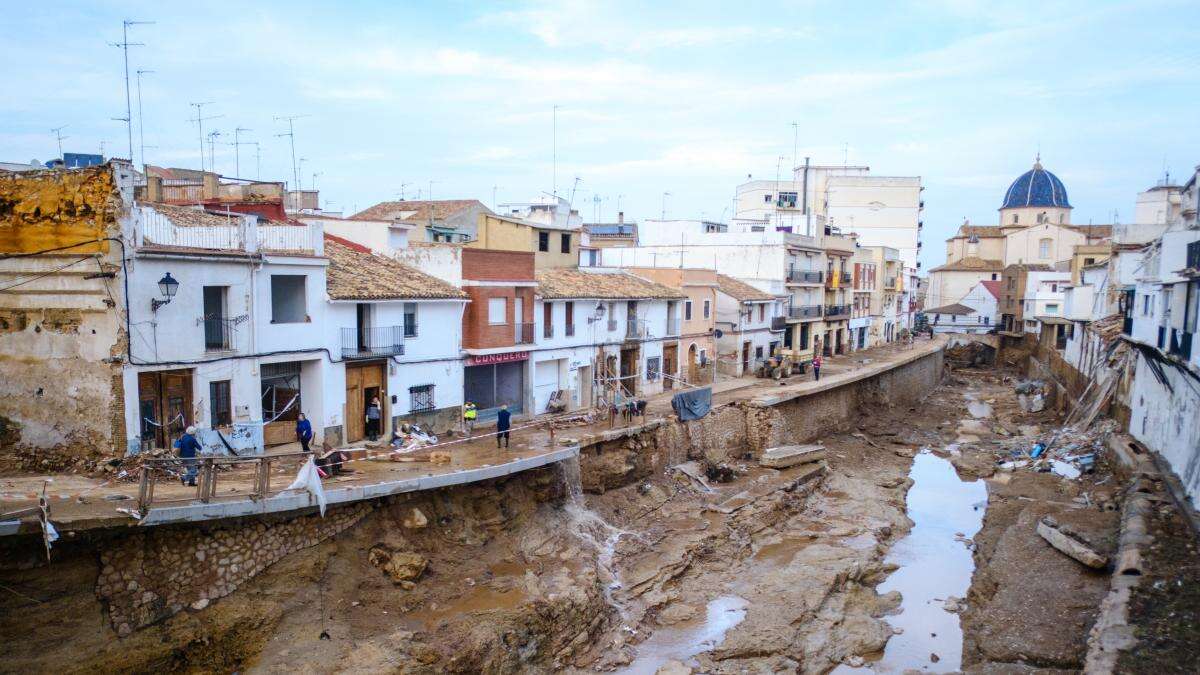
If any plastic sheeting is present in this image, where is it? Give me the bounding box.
[283,457,327,517]
[671,387,712,421]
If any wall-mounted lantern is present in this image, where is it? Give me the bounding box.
[152,272,179,311]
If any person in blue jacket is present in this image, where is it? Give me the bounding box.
[177,425,202,487]
[296,413,314,454]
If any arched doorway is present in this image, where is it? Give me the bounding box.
[687,343,698,382]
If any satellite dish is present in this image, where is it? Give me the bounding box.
[714,329,724,339]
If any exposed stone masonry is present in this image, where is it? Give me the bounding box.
[96,503,371,635]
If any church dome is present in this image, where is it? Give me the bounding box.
[1001,159,1071,209]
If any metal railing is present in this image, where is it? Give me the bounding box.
[825,272,852,287]
[787,268,823,284]
[543,322,555,339]
[665,317,680,335]
[341,325,404,358]
[824,304,852,317]
[770,316,788,331]
[788,305,822,320]
[203,317,236,351]
[1169,328,1193,360]
[137,451,318,512]
[565,323,576,337]
[885,277,898,289]
[515,322,535,344]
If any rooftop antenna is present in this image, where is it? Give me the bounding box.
[99,140,107,157]
[428,179,439,200]
[188,102,222,171]
[135,69,154,167]
[50,125,69,161]
[274,114,310,189]
[661,191,671,220]
[552,104,560,197]
[312,172,321,191]
[842,142,849,168]
[570,176,582,206]
[616,194,624,214]
[246,141,262,180]
[491,184,501,209]
[231,127,252,178]
[396,183,411,200]
[297,158,308,189]
[206,130,222,174]
[110,19,153,161]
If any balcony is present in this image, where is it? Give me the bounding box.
[565,323,576,337]
[884,277,898,290]
[788,305,822,320]
[515,322,534,344]
[543,322,555,339]
[203,317,236,351]
[1187,241,1200,271]
[770,316,788,332]
[665,317,680,335]
[825,272,852,288]
[824,304,852,318]
[787,268,824,284]
[341,326,404,359]
[626,319,646,340]
[1168,328,1193,360]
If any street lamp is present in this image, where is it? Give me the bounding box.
[152,272,179,311]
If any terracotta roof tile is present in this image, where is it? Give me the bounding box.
[350,199,483,222]
[927,256,1004,273]
[148,203,243,228]
[324,234,466,300]
[979,280,1002,299]
[924,302,976,315]
[716,274,774,302]
[537,268,685,300]
[953,224,1007,239]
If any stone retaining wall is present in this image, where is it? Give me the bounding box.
[95,502,371,635]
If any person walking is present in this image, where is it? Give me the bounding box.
[177,425,202,487]
[295,413,313,454]
[365,396,382,442]
[496,404,511,449]
[812,353,822,381]
[462,401,477,437]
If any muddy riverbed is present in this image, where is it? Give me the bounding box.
[0,365,1150,673]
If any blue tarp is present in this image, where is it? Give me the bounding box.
[671,387,712,421]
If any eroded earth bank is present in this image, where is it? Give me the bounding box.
[2,351,1197,673]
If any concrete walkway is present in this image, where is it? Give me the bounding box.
[0,336,944,535]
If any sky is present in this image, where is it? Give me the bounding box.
[3,0,1199,270]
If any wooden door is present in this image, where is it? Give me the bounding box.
[662,344,677,390]
[345,366,364,443]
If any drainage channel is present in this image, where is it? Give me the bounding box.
[837,449,987,673]
[616,595,748,674]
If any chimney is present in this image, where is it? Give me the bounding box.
[618,211,624,225]
[147,176,163,203]
[202,172,219,200]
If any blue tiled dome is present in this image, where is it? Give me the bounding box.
[1001,161,1071,209]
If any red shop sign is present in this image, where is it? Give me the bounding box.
[468,351,529,366]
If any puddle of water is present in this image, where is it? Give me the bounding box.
[406,583,530,627]
[751,534,819,565]
[966,400,993,419]
[618,595,748,674]
[835,451,987,674]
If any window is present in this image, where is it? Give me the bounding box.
[764,194,773,203]
[1038,238,1052,259]
[209,380,231,427]
[1084,257,1095,265]
[538,231,549,252]
[543,302,554,338]
[1143,295,1151,316]
[403,302,418,338]
[565,301,575,336]
[703,299,711,319]
[699,349,708,365]
[991,273,998,280]
[951,314,957,322]
[1046,303,1059,314]
[755,346,764,359]
[799,324,810,349]
[270,275,307,323]
[646,357,660,380]
[758,304,765,322]
[487,297,507,325]
[983,316,990,325]
[409,384,435,412]
[203,285,230,350]
[560,233,571,253]
[1013,214,1019,224]
[684,300,693,320]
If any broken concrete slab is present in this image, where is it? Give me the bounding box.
[1037,517,1108,569]
[759,444,827,469]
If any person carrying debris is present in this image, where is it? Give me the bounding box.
[462,401,477,437]
[177,425,202,487]
[295,413,313,454]
[812,353,822,381]
[496,404,512,449]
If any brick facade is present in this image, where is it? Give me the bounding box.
[462,249,536,351]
